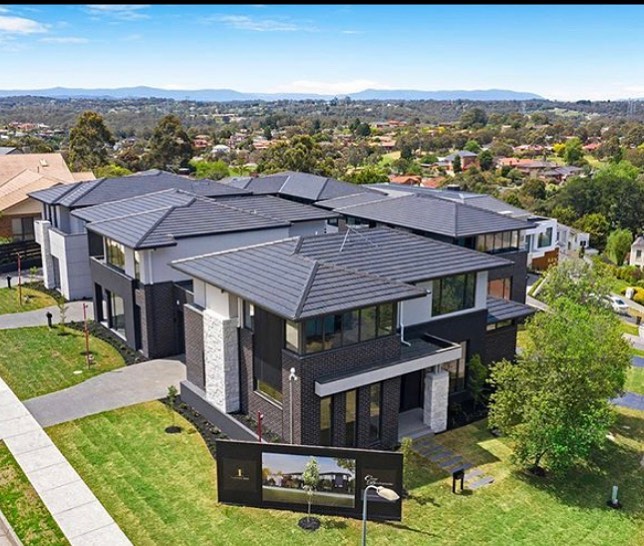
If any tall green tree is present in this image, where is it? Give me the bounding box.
[147,114,193,171]
[488,294,630,473]
[68,111,114,172]
[345,166,389,185]
[605,228,634,266]
[258,135,329,175]
[452,154,462,173]
[563,137,583,165]
[464,139,482,153]
[573,213,610,251]
[459,108,488,129]
[191,160,230,180]
[478,149,494,171]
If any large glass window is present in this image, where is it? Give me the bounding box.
[345,390,357,447]
[299,303,396,355]
[285,320,300,353]
[11,217,35,241]
[243,300,255,331]
[134,251,141,281]
[320,396,333,446]
[432,273,477,317]
[109,292,125,337]
[443,341,468,393]
[369,383,381,444]
[475,231,520,254]
[538,227,553,248]
[488,277,512,300]
[105,238,125,270]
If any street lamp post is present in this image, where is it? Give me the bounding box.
[361,476,400,546]
[288,367,298,444]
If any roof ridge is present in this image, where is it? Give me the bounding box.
[294,260,319,319]
[85,205,176,226]
[334,193,407,211]
[172,236,299,265]
[136,207,177,247]
[210,194,288,224]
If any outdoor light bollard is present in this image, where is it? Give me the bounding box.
[46,311,53,329]
[6,276,11,289]
[607,484,622,509]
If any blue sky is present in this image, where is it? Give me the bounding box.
[1,4,644,100]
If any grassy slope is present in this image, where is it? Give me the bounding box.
[47,402,644,546]
[0,326,124,400]
[0,286,57,314]
[0,442,68,546]
[625,367,644,395]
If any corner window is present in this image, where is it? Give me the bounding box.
[538,227,553,248]
[108,291,126,337]
[285,320,300,353]
[432,273,477,317]
[345,390,357,448]
[475,231,519,254]
[443,341,467,393]
[369,383,381,444]
[360,306,377,341]
[488,277,512,300]
[105,238,125,270]
[134,251,141,281]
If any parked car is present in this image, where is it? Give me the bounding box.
[604,295,629,315]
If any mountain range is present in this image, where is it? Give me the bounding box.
[0,86,543,102]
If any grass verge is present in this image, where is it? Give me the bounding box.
[0,326,124,399]
[0,286,57,315]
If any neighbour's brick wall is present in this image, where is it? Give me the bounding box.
[381,377,402,449]
[484,324,518,365]
[184,304,205,390]
[0,215,12,239]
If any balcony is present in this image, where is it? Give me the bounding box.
[315,333,461,397]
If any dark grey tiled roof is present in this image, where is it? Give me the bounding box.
[216,195,339,223]
[297,226,510,282]
[172,238,424,320]
[219,171,374,202]
[71,189,194,223]
[334,194,531,237]
[445,150,478,160]
[315,191,390,210]
[486,296,536,324]
[29,170,248,207]
[86,196,288,249]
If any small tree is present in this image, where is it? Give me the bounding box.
[467,354,488,407]
[398,437,414,494]
[452,154,462,173]
[301,457,320,526]
[56,299,69,334]
[605,228,633,266]
[165,385,181,433]
[29,266,38,284]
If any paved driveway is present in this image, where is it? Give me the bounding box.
[0,301,93,330]
[24,358,186,427]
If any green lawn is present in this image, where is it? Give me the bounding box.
[621,322,640,337]
[39,402,644,546]
[0,442,68,546]
[0,326,124,399]
[0,286,57,315]
[626,367,644,395]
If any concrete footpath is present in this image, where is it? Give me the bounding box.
[25,358,186,427]
[0,301,93,330]
[0,509,22,546]
[0,377,132,546]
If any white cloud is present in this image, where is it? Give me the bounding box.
[40,36,88,44]
[341,30,364,35]
[85,5,150,20]
[271,79,389,95]
[0,15,47,34]
[0,7,10,13]
[215,15,303,32]
[121,33,142,42]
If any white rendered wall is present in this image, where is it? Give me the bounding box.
[423,369,449,433]
[49,228,92,300]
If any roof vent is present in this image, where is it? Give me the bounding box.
[40,159,48,167]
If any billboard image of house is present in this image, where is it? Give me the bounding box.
[262,453,356,508]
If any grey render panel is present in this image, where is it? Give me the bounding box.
[297,226,511,282]
[486,296,536,324]
[335,194,531,237]
[216,195,339,223]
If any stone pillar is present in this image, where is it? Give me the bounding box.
[203,309,240,413]
[423,368,449,433]
[34,220,55,289]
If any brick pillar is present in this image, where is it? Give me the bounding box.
[34,220,54,289]
[424,369,449,433]
[203,309,240,413]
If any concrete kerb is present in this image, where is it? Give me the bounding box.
[0,509,23,546]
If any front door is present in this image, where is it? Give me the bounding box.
[399,370,424,412]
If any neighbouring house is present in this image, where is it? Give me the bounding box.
[29,170,249,300]
[73,189,337,358]
[630,235,644,269]
[439,151,478,173]
[496,157,557,178]
[0,147,21,155]
[388,175,421,186]
[557,223,590,255]
[540,165,584,184]
[0,153,93,241]
[173,227,534,448]
[317,188,532,305]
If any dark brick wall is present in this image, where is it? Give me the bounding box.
[0,215,12,238]
[135,282,190,359]
[488,250,528,303]
[484,324,518,365]
[184,304,205,389]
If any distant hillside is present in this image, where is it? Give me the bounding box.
[0,86,543,102]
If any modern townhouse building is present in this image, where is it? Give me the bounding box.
[172,227,534,448]
[70,189,338,359]
[29,170,249,300]
[316,190,532,304]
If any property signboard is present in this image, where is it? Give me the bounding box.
[216,440,403,521]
